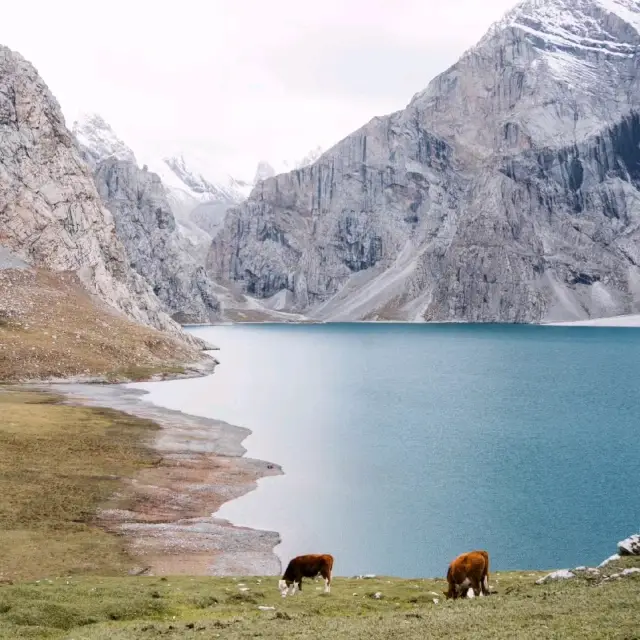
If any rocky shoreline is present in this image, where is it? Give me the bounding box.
[34,379,284,577]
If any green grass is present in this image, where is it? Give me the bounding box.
[0,558,639,639]
[0,390,159,581]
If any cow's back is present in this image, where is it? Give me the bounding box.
[450,550,488,581]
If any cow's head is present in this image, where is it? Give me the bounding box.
[443,585,457,600]
[278,579,289,597]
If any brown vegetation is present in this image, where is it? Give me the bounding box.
[0,268,205,381]
[0,389,159,581]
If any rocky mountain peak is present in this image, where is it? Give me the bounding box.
[405,0,640,157]
[72,112,137,167]
[207,0,640,323]
[253,160,276,184]
[163,154,248,203]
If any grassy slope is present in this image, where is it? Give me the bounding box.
[0,561,639,639]
[0,390,159,582]
[0,268,202,382]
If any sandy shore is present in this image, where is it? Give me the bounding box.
[36,382,283,577]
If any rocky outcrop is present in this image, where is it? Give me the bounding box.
[618,534,640,556]
[207,0,640,323]
[0,45,187,337]
[91,158,221,324]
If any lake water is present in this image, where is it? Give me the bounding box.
[132,323,640,578]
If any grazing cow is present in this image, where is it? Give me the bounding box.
[278,554,334,597]
[444,550,490,599]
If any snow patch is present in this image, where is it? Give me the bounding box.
[596,0,640,34]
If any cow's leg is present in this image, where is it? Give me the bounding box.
[320,567,331,593]
[482,573,490,595]
[470,576,482,597]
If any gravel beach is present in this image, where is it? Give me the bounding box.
[36,382,283,576]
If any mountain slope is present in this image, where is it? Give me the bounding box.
[208,0,640,323]
[0,45,187,337]
[71,115,222,323]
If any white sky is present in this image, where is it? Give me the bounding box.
[2,0,518,179]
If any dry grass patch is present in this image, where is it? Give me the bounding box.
[0,268,202,382]
[0,390,159,581]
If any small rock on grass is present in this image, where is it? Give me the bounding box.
[535,570,575,585]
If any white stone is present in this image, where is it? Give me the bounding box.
[535,570,576,585]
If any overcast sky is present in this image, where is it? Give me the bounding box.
[2,0,517,179]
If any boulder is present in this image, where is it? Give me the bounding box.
[535,570,575,585]
[617,534,640,556]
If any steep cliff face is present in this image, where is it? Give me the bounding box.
[0,45,185,335]
[208,0,640,322]
[71,114,221,323]
[92,159,221,323]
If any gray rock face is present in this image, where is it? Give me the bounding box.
[0,45,185,336]
[618,534,640,556]
[71,114,221,323]
[208,0,640,322]
[91,158,221,324]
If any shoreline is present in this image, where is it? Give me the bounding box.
[34,380,284,577]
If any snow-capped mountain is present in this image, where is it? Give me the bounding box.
[70,114,223,323]
[71,113,325,246]
[162,154,251,203]
[208,0,640,323]
[73,113,137,167]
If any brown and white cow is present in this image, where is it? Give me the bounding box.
[444,550,490,599]
[278,554,334,597]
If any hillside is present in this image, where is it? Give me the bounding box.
[0,266,214,382]
[0,45,190,339]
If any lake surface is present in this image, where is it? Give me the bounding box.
[132,323,640,578]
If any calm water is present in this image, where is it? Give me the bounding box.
[132,324,640,577]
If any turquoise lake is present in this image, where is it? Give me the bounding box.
[134,323,640,577]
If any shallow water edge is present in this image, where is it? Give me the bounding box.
[32,381,284,577]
